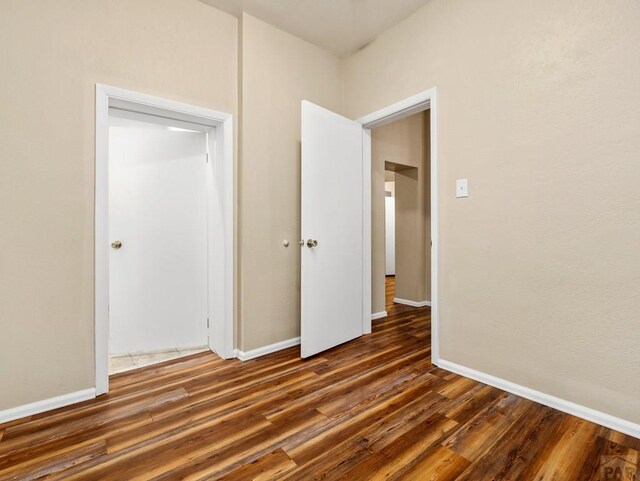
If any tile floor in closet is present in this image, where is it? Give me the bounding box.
[109,346,210,374]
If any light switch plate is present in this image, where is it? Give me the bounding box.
[456,179,468,198]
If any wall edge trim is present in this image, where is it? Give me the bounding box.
[393,298,431,308]
[438,359,640,440]
[235,337,301,361]
[0,388,96,424]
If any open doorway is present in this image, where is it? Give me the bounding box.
[299,89,437,360]
[107,110,211,374]
[372,110,431,316]
[358,87,438,361]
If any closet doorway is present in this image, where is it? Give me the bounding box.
[94,85,234,395]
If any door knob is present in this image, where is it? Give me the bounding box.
[306,239,318,248]
[111,240,123,249]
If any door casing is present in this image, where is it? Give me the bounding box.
[95,84,235,395]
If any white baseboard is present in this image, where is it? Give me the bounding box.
[0,388,96,425]
[438,359,640,440]
[371,311,388,320]
[394,298,431,308]
[235,337,301,361]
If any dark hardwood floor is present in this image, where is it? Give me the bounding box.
[0,277,637,480]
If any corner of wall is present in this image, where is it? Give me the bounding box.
[236,11,244,353]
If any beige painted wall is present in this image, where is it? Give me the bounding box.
[372,112,430,312]
[384,179,395,194]
[3,0,639,429]
[395,112,431,304]
[373,112,425,170]
[0,0,238,411]
[344,0,640,423]
[238,13,343,351]
[395,168,422,302]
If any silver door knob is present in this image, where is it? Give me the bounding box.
[111,240,123,249]
[306,239,318,248]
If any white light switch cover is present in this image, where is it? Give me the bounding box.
[456,179,468,198]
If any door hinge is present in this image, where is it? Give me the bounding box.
[207,317,210,328]
[206,153,210,163]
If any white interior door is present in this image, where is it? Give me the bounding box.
[301,100,365,358]
[108,114,209,354]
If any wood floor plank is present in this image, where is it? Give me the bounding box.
[150,408,329,481]
[265,346,430,421]
[440,383,504,424]
[0,441,107,481]
[517,415,604,481]
[454,403,566,480]
[357,391,449,454]
[148,367,315,423]
[435,376,479,399]
[0,388,186,454]
[283,373,445,465]
[108,352,224,392]
[575,434,610,481]
[442,393,534,461]
[341,414,459,481]
[582,438,639,481]
[55,414,274,481]
[607,430,640,451]
[3,384,187,440]
[0,277,636,480]
[106,391,290,454]
[0,412,153,471]
[313,359,423,417]
[216,449,297,481]
[397,445,471,481]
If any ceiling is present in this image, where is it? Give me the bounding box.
[199,0,431,57]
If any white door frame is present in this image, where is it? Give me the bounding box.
[95,84,235,395]
[356,87,439,364]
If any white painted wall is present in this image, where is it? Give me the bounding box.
[385,181,396,276]
[108,114,209,354]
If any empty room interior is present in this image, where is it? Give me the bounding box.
[1,1,639,480]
